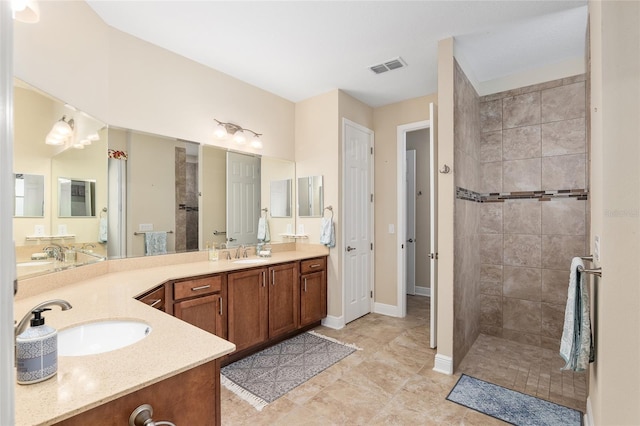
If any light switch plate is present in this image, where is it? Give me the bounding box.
[57,224,67,235]
[34,225,45,236]
[139,223,153,232]
[389,224,395,234]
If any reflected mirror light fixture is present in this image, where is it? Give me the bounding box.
[214,119,262,149]
[12,0,40,23]
[45,116,75,146]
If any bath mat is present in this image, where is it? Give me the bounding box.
[221,331,360,411]
[447,374,583,426]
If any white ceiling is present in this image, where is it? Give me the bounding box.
[86,1,588,108]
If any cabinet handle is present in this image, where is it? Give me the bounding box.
[191,284,211,291]
[309,264,321,268]
[262,271,266,287]
[219,296,223,316]
[272,269,275,286]
[304,278,307,292]
[149,299,162,308]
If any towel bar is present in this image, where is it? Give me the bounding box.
[578,266,602,278]
[134,230,174,235]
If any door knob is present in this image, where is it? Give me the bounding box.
[407,238,414,243]
[346,246,356,252]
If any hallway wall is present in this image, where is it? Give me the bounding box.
[478,75,588,349]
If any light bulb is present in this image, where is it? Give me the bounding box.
[53,119,72,136]
[12,0,27,12]
[250,136,263,149]
[45,131,65,146]
[214,125,227,139]
[233,130,246,144]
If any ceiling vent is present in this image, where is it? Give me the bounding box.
[369,57,407,74]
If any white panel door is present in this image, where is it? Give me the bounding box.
[226,152,260,246]
[344,119,374,324]
[406,149,416,295]
[429,102,438,349]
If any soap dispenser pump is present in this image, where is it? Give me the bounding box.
[16,308,58,384]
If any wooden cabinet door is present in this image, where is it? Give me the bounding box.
[174,294,226,339]
[300,270,327,327]
[137,285,166,312]
[268,262,299,338]
[227,268,268,352]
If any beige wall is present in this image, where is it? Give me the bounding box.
[372,94,437,306]
[588,1,640,424]
[436,37,456,363]
[127,132,179,257]
[295,90,340,316]
[14,1,295,162]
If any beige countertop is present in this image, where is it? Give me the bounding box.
[14,247,328,425]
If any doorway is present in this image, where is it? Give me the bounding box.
[397,103,438,348]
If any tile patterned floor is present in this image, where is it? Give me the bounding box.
[221,296,587,425]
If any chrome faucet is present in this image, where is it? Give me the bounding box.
[235,245,245,259]
[43,243,64,262]
[15,299,72,338]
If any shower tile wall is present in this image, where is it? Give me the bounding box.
[453,60,481,368]
[478,75,588,350]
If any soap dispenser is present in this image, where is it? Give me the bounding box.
[16,308,58,384]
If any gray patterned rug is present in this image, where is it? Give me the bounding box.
[447,374,583,426]
[221,331,359,410]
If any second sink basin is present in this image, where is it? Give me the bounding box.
[232,259,268,264]
[58,320,151,357]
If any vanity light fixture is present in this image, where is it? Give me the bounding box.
[45,116,74,146]
[214,119,262,149]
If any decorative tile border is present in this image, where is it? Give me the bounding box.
[456,187,588,203]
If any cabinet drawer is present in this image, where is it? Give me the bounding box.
[137,285,166,311]
[174,275,222,300]
[300,257,326,274]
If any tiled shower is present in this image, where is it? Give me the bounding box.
[453,60,588,366]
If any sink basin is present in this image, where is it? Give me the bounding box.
[232,259,268,264]
[58,320,151,356]
[17,261,52,267]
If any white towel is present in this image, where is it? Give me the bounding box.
[560,257,594,371]
[144,231,167,256]
[320,217,335,248]
[257,217,270,242]
[98,217,108,243]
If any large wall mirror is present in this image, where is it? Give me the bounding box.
[13,79,108,278]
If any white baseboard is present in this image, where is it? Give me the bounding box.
[415,286,430,297]
[584,397,594,426]
[374,302,401,317]
[321,315,344,330]
[433,354,454,375]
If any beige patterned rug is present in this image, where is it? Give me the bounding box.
[221,331,360,411]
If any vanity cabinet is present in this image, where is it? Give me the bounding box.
[300,257,327,327]
[227,268,268,353]
[227,262,299,354]
[137,285,166,312]
[171,274,227,339]
[268,262,300,338]
[54,360,220,426]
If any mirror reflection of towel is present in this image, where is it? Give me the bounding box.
[98,217,108,243]
[257,217,270,242]
[145,232,167,256]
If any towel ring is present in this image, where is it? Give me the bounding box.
[323,205,334,221]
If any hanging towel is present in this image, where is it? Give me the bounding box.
[98,217,108,243]
[257,217,270,242]
[144,231,167,256]
[560,257,594,371]
[320,217,335,248]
